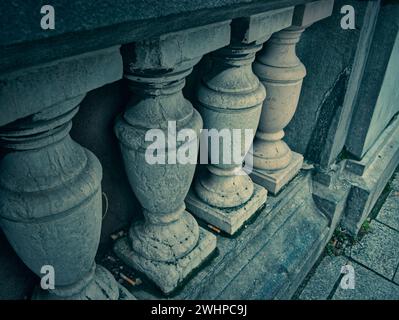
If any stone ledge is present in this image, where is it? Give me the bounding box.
[120,171,330,299]
[0,0,313,75]
[341,115,399,235]
[250,152,304,195]
[114,227,216,295]
[186,184,267,235]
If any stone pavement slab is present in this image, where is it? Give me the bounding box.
[348,220,399,280]
[332,261,399,300]
[376,172,399,231]
[394,270,399,285]
[299,255,347,300]
[376,194,399,231]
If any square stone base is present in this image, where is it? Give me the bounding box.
[185,183,267,235]
[250,152,303,195]
[113,227,216,295]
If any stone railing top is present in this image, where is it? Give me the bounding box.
[0,0,315,75]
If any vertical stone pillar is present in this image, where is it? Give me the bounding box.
[113,22,231,295]
[249,0,335,194]
[0,48,134,299]
[186,8,294,235]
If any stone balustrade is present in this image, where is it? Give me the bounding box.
[0,0,355,299]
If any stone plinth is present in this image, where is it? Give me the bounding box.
[0,48,135,299]
[114,22,231,294]
[250,0,334,194]
[186,8,294,235]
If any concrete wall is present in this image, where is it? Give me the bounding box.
[285,0,372,167]
[346,3,399,159]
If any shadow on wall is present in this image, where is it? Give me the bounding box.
[284,0,367,166]
[70,80,143,245]
[0,229,36,299]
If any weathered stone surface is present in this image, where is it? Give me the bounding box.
[251,27,306,173]
[299,255,347,300]
[125,172,330,299]
[312,168,350,236]
[349,221,399,280]
[187,18,271,235]
[346,3,399,159]
[114,227,216,294]
[215,191,329,299]
[231,7,294,44]
[0,96,131,300]
[345,115,399,177]
[332,261,399,300]
[0,0,311,75]
[122,21,230,71]
[250,152,303,194]
[376,191,399,232]
[249,6,317,192]
[114,23,233,293]
[186,183,267,235]
[0,47,123,127]
[285,0,377,167]
[394,270,399,285]
[341,115,399,235]
[292,0,334,27]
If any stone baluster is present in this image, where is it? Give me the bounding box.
[113,22,231,295]
[185,8,294,235]
[249,0,335,194]
[0,47,134,299]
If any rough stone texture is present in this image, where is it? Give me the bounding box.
[0,47,123,127]
[292,0,334,27]
[187,14,274,235]
[395,270,399,285]
[250,152,303,194]
[113,23,233,294]
[250,1,334,189]
[250,25,307,188]
[332,261,399,300]
[122,21,231,71]
[232,7,294,44]
[299,255,347,300]
[124,172,331,299]
[114,228,216,294]
[346,3,399,159]
[0,84,135,301]
[0,0,311,75]
[376,172,399,232]
[341,115,399,235]
[0,97,132,300]
[285,0,376,167]
[349,221,399,280]
[376,191,399,232]
[299,170,399,299]
[312,167,350,238]
[186,184,267,235]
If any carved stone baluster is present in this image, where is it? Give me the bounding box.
[186,8,294,235]
[249,0,335,194]
[0,47,134,300]
[113,22,231,295]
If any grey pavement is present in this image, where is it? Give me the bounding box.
[298,172,399,300]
